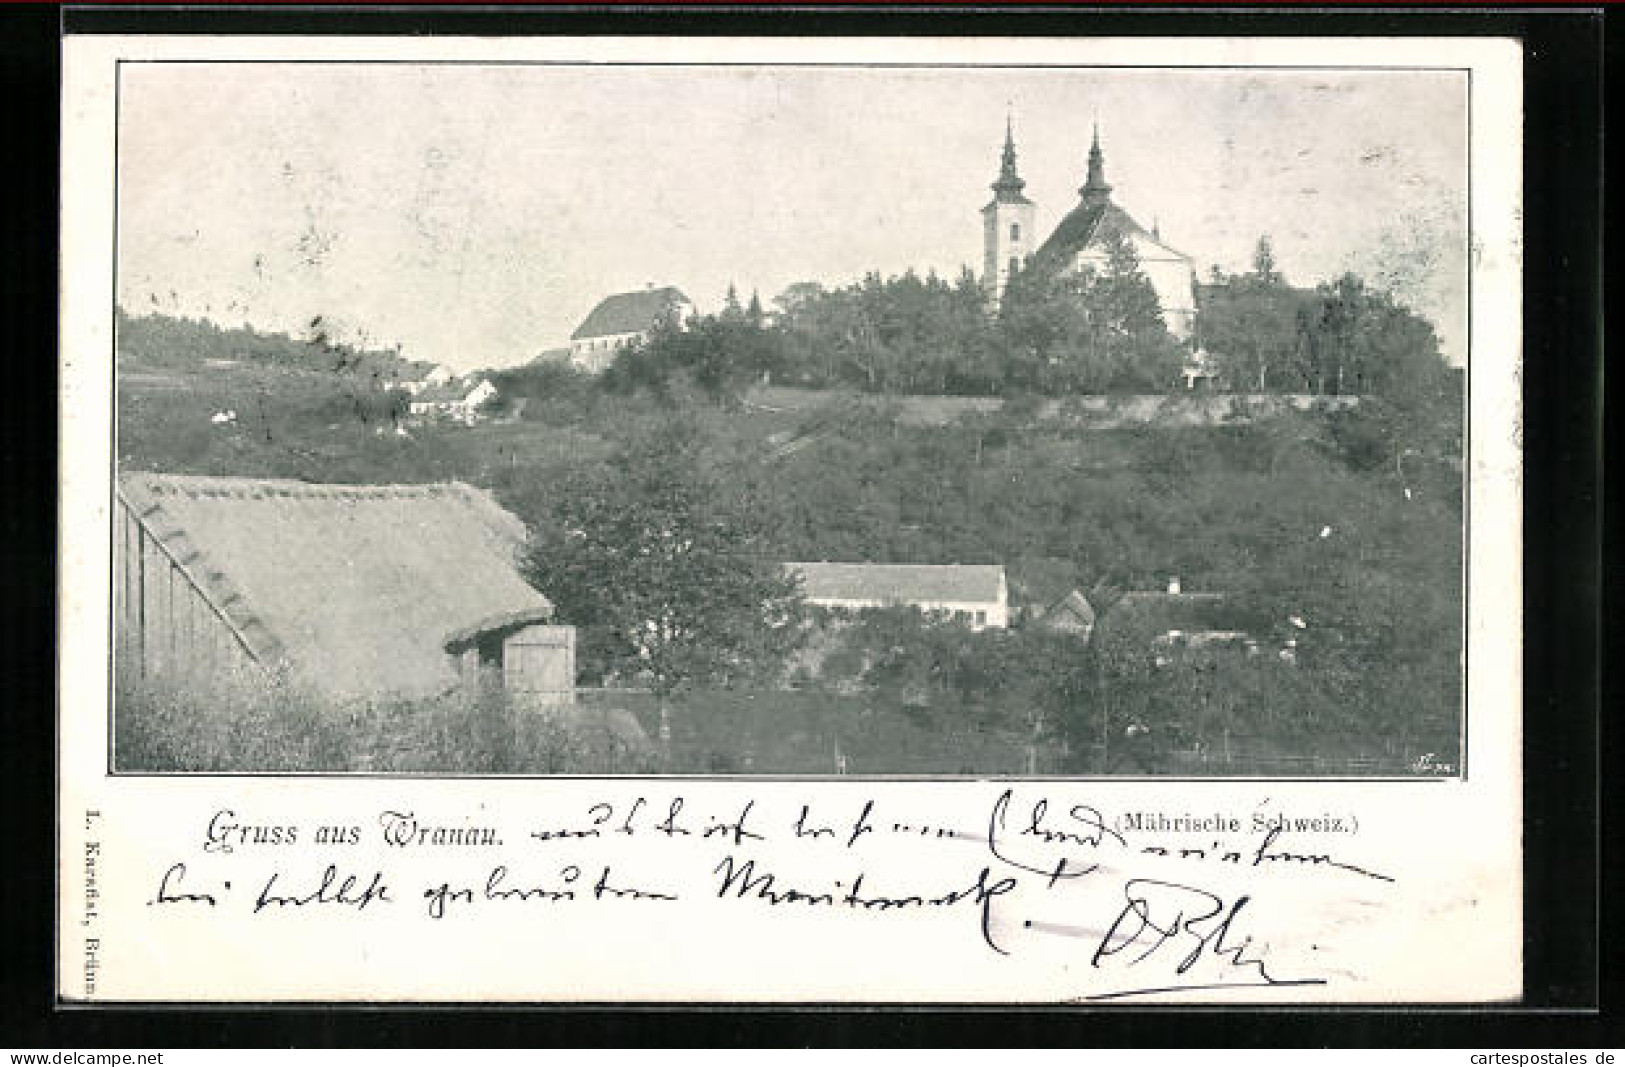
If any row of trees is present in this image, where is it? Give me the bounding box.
[580,232,1450,403]
[1197,237,1452,399]
[570,230,1184,400]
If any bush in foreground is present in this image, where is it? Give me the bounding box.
[114,673,655,775]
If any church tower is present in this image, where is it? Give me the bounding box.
[981,116,1037,305]
[1079,122,1113,206]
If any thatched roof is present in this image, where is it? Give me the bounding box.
[118,473,552,701]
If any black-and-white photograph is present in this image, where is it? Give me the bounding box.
[110,60,1468,778]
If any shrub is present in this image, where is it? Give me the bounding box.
[114,670,353,773]
[114,672,656,774]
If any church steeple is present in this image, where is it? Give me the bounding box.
[981,112,1036,306]
[1080,122,1113,204]
[989,114,1029,203]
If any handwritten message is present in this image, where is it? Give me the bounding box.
[137,789,1393,1001]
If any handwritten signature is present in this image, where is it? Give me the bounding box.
[1020,878,1327,1000]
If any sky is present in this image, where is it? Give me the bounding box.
[117,62,1468,372]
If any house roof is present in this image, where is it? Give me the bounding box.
[117,473,551,701]
[786,562,1006,605]
[1041,590,1097,626]
[412,378,491,406]
[411,384,464,405]
[570,287,690,341]
[1096,590,1243,637]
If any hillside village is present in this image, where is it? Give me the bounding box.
[114,125,1464,778]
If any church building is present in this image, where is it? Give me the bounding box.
[983,122,1198,339]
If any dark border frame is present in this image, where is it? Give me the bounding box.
[11,2,1605,1048]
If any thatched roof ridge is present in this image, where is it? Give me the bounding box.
[443,607,557,652]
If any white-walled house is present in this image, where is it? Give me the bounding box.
[786,562,1009,631]
[408,377,498,424]
[458,378,498,414]
[399,364,457,397]
[569,286,694,373]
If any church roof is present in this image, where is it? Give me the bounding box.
[571,286,690,341]
[1035,199,1193,266]
[1031,127,1191,268]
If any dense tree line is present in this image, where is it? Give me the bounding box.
[541,231,1185,400]
[1197,237,1453,399]
[538,233,1453,404]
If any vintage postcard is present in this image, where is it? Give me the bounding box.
[58,32,1522,1003]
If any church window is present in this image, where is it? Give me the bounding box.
[1009,256,1019,277]
[1010,222,1021,241]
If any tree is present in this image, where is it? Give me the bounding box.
[999,231,1184,394]
[601,312,787,401]
[1297,273,1447,397]
[997,257,1086,392]
[1194,235,1307,392]
[720,282,745,323]
[1252,235,1281,285]
[1083,231,1186,391]
[518,422,804,704]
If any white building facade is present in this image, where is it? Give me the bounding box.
[786,562,1010,631]
[568,286,694,373]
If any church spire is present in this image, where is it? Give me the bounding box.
[990,113,1028,203]
[1080,122,1113,203]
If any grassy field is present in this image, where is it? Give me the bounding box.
[117,355,611,486]
[583,688,1036,776]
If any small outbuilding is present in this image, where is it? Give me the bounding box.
[1031,589,1097,640]
[114,473,574,707]
[1093,580,1264,665]
[407,377,498,424]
